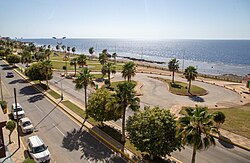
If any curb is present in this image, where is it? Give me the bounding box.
[211,133,250,152]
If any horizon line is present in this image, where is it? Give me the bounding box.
[10,37,250,41]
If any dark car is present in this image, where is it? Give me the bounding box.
[6,72,14,78]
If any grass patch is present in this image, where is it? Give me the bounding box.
[92,74,107,79]
[110,80,137,90]
[62,100,86,118]
[47,90,61,99]
[151,77,207,96]
[180,104,250,139]
[51,60,124,71]
[208,104,250,139]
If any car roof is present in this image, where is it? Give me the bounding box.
[20,117,31,122]
[12,103,21,107]
[28,135,44,147]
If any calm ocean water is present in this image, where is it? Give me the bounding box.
[22,39,250,76]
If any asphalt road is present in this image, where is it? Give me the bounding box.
[49,71,250,163]
[0,61,127,163]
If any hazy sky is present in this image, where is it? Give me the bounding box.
[1,0,250,39]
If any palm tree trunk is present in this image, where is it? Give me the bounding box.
[191,147,196,163]
[9,132,12,144]
[121,106,126,143]
[81,86,88,129]
[65,61,68,76]
[84,86,88,114]
[188,80,191,93]
[172,71,175,83]
[74,64,76,76]
[46,69,49,89]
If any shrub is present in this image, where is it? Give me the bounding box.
[0,100,7,109]
[23,158,36,163]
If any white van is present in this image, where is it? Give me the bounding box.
[27,135,51,163]
[11,103,25,119]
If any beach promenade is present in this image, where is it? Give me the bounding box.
[2,61,250,163]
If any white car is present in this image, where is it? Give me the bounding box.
[11,103,25,119]
[27,135,51,163]
[18,117,34,133]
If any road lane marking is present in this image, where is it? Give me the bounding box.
[52,123,65,136]
[33,103,43,113]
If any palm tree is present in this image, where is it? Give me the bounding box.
[113,82,140,142]
[77,55,87,68]
[72,47,76,55]
[67,46,71,54]
[41,60,53,89]
[70,58,78,76]
[99,53,108,65]
[212,111,226,132]
[89,47,94,60]
[168,58,179,83]
[75,68,95,122]
[184,66,198,93]
[48,45,51,50]
[21,50,33,65]
[45,49,51,60]
[112,52,117,63]
[56,45,60,51]
[121,61,136,82]
[178,107,216,163]
[61,45,66,52]
[101,62,116,83]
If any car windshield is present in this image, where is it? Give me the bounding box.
[7,72,12,75]
[14,107,23,112]
[33,145,46,154]
[23,121,31,127]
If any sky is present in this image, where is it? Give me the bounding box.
[0,0,250,39]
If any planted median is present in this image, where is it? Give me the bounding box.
[150,76,207,96]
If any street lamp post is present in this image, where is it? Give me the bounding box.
[52,37,67,76]
[55,77,64,101]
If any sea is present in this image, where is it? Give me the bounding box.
[22,39,250,76]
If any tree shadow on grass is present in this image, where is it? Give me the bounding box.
[188,96,205,102]
[170,83,182,89]
[9,79,27,84]
[19,85,40,95]
[62,128,126,162]
[218,135,234,149]
[27,94,45,103]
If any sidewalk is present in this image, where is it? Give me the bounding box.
[0,73,26,163]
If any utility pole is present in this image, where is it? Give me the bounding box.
[14,88,20,149]
[0,74,3,101]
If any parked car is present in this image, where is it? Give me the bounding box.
[6,72,14,78]
[27,135,51,163]
[11,103,25,120]
[18,117,34,133]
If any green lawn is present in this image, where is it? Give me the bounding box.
[61,100,86,118]
[47,90,61,99]
[109,80,137,90]
[91,74,107,79]
[51,60,124,71]
[151,77,207,96]
[180,103,250,139]
[208,104,250,139]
